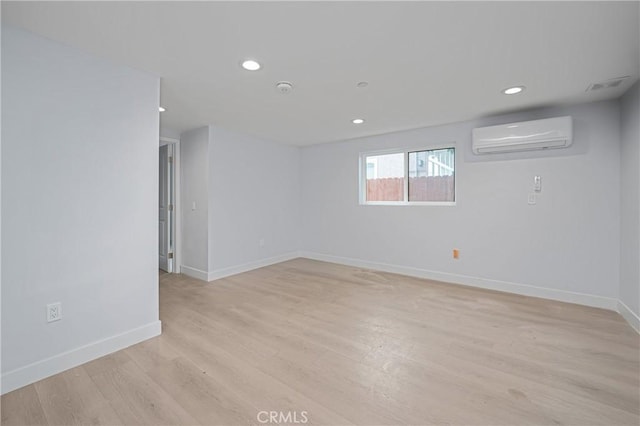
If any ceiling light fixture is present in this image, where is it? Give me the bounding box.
[357,81,369,88]
[241,59,261,71]
[502,86,525,95]
[159,107,166,112]
[352,118,365,124]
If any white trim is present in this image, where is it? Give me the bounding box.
[159,136,179,145]
[403,151,409,203]
[208,252,299,281]
[158,137,182,273]
[298,251,618,311]
[359,142,458,158]
[617,300,640,334]
[1,321,161,395]
[180,265,209,281]
[362,201,456,207]
[173,139,182,273]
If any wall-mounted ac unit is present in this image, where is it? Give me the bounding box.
[472,116,573,154]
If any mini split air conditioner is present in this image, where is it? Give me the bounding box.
[472,116,573,154]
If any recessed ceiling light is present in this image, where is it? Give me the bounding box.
[503,86,525,95]
[352,118,365,124]
[159,107,166,112]
[241,59,261,71]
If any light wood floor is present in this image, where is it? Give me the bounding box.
[2,258,639,425]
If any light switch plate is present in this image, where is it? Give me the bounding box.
[534,176,542,192]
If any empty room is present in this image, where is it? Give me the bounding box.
[1,1,639,425]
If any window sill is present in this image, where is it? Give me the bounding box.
[360,201,456,207]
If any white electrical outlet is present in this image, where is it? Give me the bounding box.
[47,302,62,323]
[259,239,265,247]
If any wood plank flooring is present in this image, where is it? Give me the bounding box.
[2,258,639,425]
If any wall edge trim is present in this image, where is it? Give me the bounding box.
[617,299,640,334]
[180,265,209,281]
[1,320,161,394]
[298,251,619,310]
[207,252,300,281]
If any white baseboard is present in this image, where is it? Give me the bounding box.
[180,264,209,281]
[190,252,636,332]
[299,251,619,311]
[208,252,299,281]
[1,320,161,395]
[617,300,640,333]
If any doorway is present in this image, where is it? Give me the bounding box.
[159,137,180,273]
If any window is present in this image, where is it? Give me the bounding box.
[364,152,405,202]
[408,148,455,202]
[361,147,455,204]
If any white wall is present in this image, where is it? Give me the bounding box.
[180,126,210,278]
[300,100,621,308]
[1,27,161,393]
[0,10,4,380]
[179,125,300,281]
[208,127,300,277]
[160,127,181,140]
[620,82,640,326]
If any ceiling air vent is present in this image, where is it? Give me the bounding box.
[586,76,629,92]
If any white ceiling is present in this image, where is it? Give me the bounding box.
[3,1,639,145]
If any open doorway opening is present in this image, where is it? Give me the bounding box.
[159,137,180,273]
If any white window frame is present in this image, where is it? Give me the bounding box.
[359,144,456,206]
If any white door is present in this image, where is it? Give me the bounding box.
[159,144,172,272]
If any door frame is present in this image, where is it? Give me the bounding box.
[160,136,181,273]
